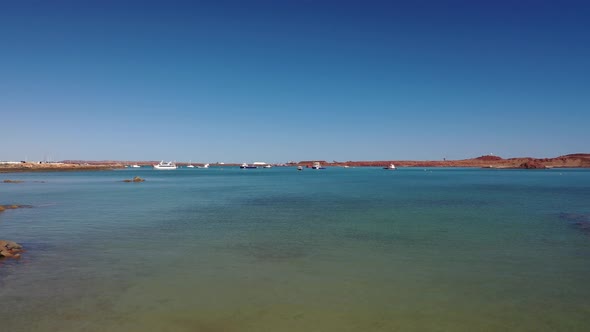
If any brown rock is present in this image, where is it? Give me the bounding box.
[122,176,145,183]
[0,204,31,211]
[0,240,23,259]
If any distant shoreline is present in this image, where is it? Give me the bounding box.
[0,163,122,173]
[1,154,588,173]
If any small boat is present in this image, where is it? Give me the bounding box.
[297,166,303,171]
[263,164,272,168]
[131,164,141,168]
[383,164,396,170]
[196,163,209,168]
[186,160,195,168]
[311,162,325,170]
[153,161,178,170]
[240,163,257,169]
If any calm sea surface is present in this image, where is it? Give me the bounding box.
[1,167,589,331]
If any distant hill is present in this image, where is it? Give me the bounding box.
[474,155,503,161]
[559,153,590,159]
[299,154,590,168]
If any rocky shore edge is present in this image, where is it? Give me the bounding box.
[0,240,23,259]
[0,205,31,260]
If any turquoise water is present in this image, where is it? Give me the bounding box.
[1,167,589,331]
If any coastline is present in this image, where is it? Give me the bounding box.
[297,153,590,169]
[1,154,589,173]
[0,162,122,173]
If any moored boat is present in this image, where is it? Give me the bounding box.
[311,162,325,170]
[383,164,396,170]
[153,161,178,170]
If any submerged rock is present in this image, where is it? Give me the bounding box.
[0,240,23,259]
[574,221,590,234]
[123,176,145,183]
[559,213,590,236]
[3,180,24,183]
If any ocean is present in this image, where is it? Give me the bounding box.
[1,167,589,331]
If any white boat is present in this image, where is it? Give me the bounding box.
[263,164,272,168]
[297,166,303,171]
[312,162,325,169]
[196,163,209,168]
[240,163,257,169]
[131,164,141,168]
[186,160,195,168]
[384,164,396,170]
[153,161,177,170]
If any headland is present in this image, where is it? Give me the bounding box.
[316,153,590,169]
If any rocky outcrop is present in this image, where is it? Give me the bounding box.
[0,240,23,259]
[519,160,546,169]
[0,205,28,260]
[123,176,145,183]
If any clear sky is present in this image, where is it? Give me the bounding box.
[1,0,589,163]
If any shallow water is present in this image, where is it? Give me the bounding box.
[1,167,589,331]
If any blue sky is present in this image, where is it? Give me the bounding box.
[1,0,589,162]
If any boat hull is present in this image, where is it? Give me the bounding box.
[154,166,177,170]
